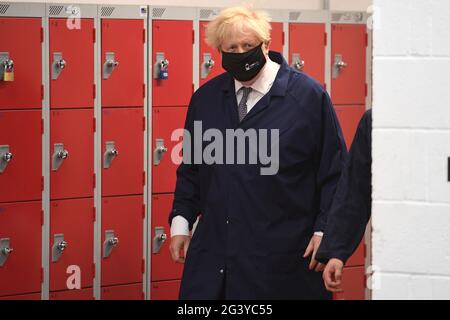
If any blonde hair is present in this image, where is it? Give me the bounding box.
[205,6,272,50]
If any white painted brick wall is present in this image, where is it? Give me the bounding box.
[372,0,450,299]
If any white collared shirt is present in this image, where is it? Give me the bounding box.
[170,57,283,237]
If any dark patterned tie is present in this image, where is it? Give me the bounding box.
[238,87,252,122]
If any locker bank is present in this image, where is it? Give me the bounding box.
[0,0,373,300]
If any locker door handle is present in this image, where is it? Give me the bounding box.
[153,139,168,166]
[0,145,13,174]
[333,54,348,79]
[52,143,69,171]
[52,52,66,80]
[154,52,169,80]
[52,234,68,263]
[152,227,167,254]
[201,53,215,79]
[291,53,305,71]
[103,230,119,259]
[103,52,119,80]
[0,52,14,82]
[0,238,13,267]
[104,142,119,169]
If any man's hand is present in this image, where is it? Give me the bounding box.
[323,258,344,293]
[170,235,191,264]
[303,234,325,272]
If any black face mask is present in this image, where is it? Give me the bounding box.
[221,43,267,82]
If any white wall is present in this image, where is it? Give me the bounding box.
[6,0,372,11]
[372,0,450,299]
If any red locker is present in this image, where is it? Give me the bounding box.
[50,199,94,292]
[102,108,144,197]
[50,109,94,200]
[152,20,193,107]
[102,283,144,300]
[101,19,144,108]
[346,241,365,267]
[50,288,94,300]
[151,280,181,300]
[331,24,367,105]
[49,18,94,109]
[334,266,366,300]
[289,23,326,86]
[0,110,42,203]
[152,107,188,194]
[101,195,144,287]
[334,105,365,149]
[0,293,41,300]
[199,20,224,87]
[151,194,183,282]
[0,18,42,110]
[270,22,284,54]
[0,201,42,297]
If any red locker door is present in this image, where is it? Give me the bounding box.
[334,105,365,148]
[346,241,365,267]
[101,195,143,287]
[331,24,367,105]
[101,19,144,108]
[102,283,143,300]
[151,280,181,300]
[0,110,42,203]
[152,20,193,107]
[152,107,187,194]
[50,288,94,300]
[334,266,366,300]
[50,109,94,200]
[151,194,183,282]
[199,20,224,87]
[49,18,94,109]
[50,199,94,292]
[270,22,284,54]
[0,18,42,110]
[0,201,42,297]
[0,293,41,300]
[102,108,144,197]
[289,23,326,86]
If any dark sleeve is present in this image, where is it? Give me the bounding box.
[313,91,348,232]
[316,109,372,264]
[168,94,201,230]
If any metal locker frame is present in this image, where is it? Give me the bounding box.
[0,1,46,300]
[97,4,148,300]
[147,5,196,300]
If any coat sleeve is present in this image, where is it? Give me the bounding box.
[168,93,202,230]
[313,91,348,232]
[316,110,372,264]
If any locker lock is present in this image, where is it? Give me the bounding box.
[291,53,305,72]
[52,53,67,80]
[103,52,119,80]
[0,52,14,82]
[52,143,69,171]
[152,227,167,254]
[153,139,168,166]
[201,53,215,79]
[103,230,119,259]
[0,238,13,267]
[0,145,13,174]
[333,54,348,79]
[154,52,169,80]
[104,142,118,169]
[52,234,68,263]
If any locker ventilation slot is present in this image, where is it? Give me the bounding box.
[332,12,363,23]
[289,11,301,21]
[0,4,10,14]
[152,7,166,18]
[101,7,115,17]
[49,6,64,16]
[200,9,215,20]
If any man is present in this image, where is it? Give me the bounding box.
[169,6,347,299]
[315,110,372,293]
